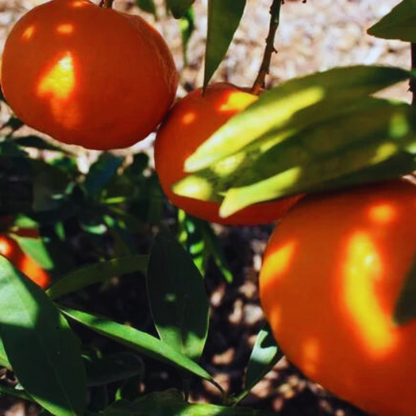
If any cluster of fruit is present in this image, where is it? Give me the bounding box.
[1,1,415,416]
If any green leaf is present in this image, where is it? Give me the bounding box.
[135,0,157,17]
[104,389,275,415]
[180,7,195,65]
[0,336,11,369]
[0,384,32,401]
[204,0,247,88]
[245,323,283,391]
[0,257,87,416]
[393,255,416,325]
[167,0,194,18]
[218,99,416,216]
[61,307,213,382]
[147,232,209,361]
[47,255,149,300]
[186,65,411,172]
[84,153,124,198]
[368,0,416,42]
[9,231,54,270]
[84,352,144,387]
[14,135,71,154]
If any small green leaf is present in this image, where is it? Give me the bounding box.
[61,307,213,382]
[14,135,71,154]
[104,390,275,415]
[167,0,194,18]
[368,0,416,42]
[84,352,144,387]
[135,0,157,17]
[245,323,282,391]
[186,65,411,172]
[0,257,87,416]
[9,232,54,270]
[394,255,416,325]
[0,336,11,369]
[147,232,209,361]
[180,7,195,65]
[204,0,247,88]
[47,255,149,300]
[84,153,123,198]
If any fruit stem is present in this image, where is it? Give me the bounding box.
[99,0,114,8]
[251,0,282,95]
[411,43,416,106]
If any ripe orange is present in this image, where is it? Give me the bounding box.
[154,83,300,225]
[0,234,50,289]
[1,0,178,150]
[259,180,416,416]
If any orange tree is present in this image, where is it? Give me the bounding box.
[0,0,415,415]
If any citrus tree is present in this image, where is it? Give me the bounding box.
[0,0,415,415]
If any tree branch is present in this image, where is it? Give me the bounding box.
[251,0,282,95]
[410,43,416,106]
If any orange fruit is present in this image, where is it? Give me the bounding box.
[1,0,178,150]
[154,83,300,225]
[0,234,50,289]
[259,180,416,416]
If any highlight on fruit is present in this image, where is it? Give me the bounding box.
[0,0,178,150]
[154,82,300,225]
[259,180,416,416]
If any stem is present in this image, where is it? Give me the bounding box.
[251,0,282,95]
[410,43,416,106]
[99,0,114,8]
[0,385,33,402]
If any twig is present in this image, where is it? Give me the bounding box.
[99,0,114,8]
[410,43,416,106]
[251,0,282,95]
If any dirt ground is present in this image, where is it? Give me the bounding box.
[0,0,412,415]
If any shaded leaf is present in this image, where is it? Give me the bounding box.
[61,307,213,382]
[245,323,282,391]
[47,255,149,300]
[104,389,275,415]
[0,257,87,416]
[186,65,410,172]
[84,153,123,198]
[85,352,144,387]
[394,254,416,325]
[135,0,157,17]
[147,232,209,361]
[368,0,416,42]
[180,7,195,65]
[204,0,247,88]
[167,0,194,18]
[14,135,71,154]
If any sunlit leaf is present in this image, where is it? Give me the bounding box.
[61,307,213,382]
[47,255,148,300]
[368,0,416,42]
[167,0,194,18]
[0,337,11,369]
[147,232,209,361]
[0,257,87,416]
[186,65,410,172]
[204,0,246,88]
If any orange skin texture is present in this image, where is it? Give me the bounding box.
[1,0,178,150]
[259,180,416,416]
[154,83,300,225]
[0,234,50,289]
